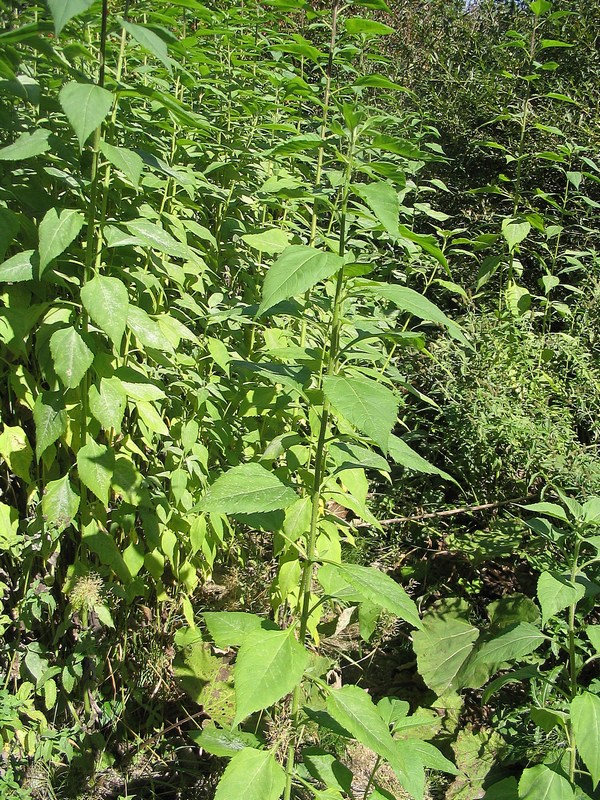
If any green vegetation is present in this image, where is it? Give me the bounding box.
[0,0,599,798]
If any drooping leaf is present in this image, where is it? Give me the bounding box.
[233,627,309,725]
[537,571,585,625]
[38,208,84,273]
[42,475,80,533]
[125,218,189,258]
[49,326,94,389]
[127,306,172,352]
[203,612,277,648]
[59,82,113,148]
[388,435,455,482]
[0,129,51,160]
[99,141,143,188]
[352,181,399,237]
[88,377,127,433]
[188,724,261,758]
[501,217,531,252]
[120,19,173,71]
[570,693,600,788]
[518,765,574,800]
[322,375,398,453]
[214,748,286,800]
[471,622,545,668]
[258,245,345,315]
[345,17,395,35]
[197,463,297,515]
[81,275,129,348]
[241,229,290,254]
[77,440,115,506]
[33,392,67,460]
[47,0,95,34]
[174,640,236,726]
[0,251,37,282]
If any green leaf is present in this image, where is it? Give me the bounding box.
[537,571,585,625]
[327,685,424,799]
[189,724,261,757]
[352,181,399,237]
[345,17,395,35]
[88,377,127,433]
[520,502,568,522]
[125,218,189,258]
[321,563,421,629]
[33,392,67,460]
[120,19,173,71]
[413,600,480,696]
[38,208,84,273]
[233,627,309,725]
[322,375,398,453]
[136,400,169,437]
[258,245,345,315]
[397,225,449,271]
[518,765,574,800]
[203,612,275,648]
[59,82,113,148]
[241,229,290,254]
[47,0,95,34]
[77,440,114,506]
[214,748,286,800]
[471,622,545,668]
[330,441,390,473]
[570,693,600,788]
[0,425,33,482]
[0,251,37,282]
[302,748,354,794]
[197,463,297,515]
[49,327,94,389]
[0,129,51,160]
[388,435,455,482]
[501,217,531,252]
[81,275,129,348]
[355,281,465,344]
[42,475,79,533]
[127,306,172,351]
[99,141,143,188]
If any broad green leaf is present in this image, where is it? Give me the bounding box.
[38,208,84,273]
[214,748,286,800]
[232,360,310,393]
[471,622,545,668]
[42,475,79,533]
[388,435,455,482]
[322,563,421,629]
[587,625,600,653]
[47,0,95,34]
[268,133,324,158]
[127,306,172,351]
[136,400,169,437]
[520,502,568,522]
[329,441,390,473]
[355,281,465,344]
[233,627,309,724]
[258,245,345,315]
[99,141,143,188]
[322,375,398,453]
[33,392,67,460]
[197,463,297,515]
[372,135,427,160]
[0,425,33,482]
[345,17,395,35]
[125,218,189,258]
[88,377,127,433]
[397,225,449,272]
[354,75,408,92]
[302,748,354,794]
[81,275,129,348]
[537,571,585,625]
[59,82,113,148]
[518,765,574,800]
[174,640,235,726]
[583,497,600,523]
[0,251,36,282]
[352,181,399,237]
[77,440,114,506]
[570,693,600,788]
[120,19,172,71]
[203,611,274,647]
[413,600,479,696]
[0,129,51,160]
[0,209,20,261]
[501,217,531,252]
[49,327,93,389]
[189,724,261,757]
[327,685,424,799]
[241,229,290,254]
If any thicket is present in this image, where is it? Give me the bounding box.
[0,0,599,798]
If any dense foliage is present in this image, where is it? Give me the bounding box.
[0,0,599,798]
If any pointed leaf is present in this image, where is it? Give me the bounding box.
[0,425,33,481]
[388,435,455,482]
[81,275,129,348]
[49,327,93,389]
[258,245,345,315]
[471,622,545,668]
[0,251,36,282]
[518,765,574,800]
[352,181,399,237]
[233,627,309,724]
[537,571,585,625]
[242,229,290,254]
[345,17,395,35]
[99,141,143,188]
[197,463,297,515]
[120,19,173,71]
[42,475,80,533]
[322,375,398,453]
[214,748,286,800]
[59,82,113,148]
[88,377,127,433]
[502,217,531,252]
[77,440,114,505]
[125,218,189,258]
[570,693,600,789]
[47,0,95,34]
[0,129,51,160]
[38,208,84,273]
[33,392,67,460]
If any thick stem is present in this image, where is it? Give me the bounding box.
[567,538,581,783]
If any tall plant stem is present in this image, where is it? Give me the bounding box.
[567,537,581,783]
[283,129,355,800]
